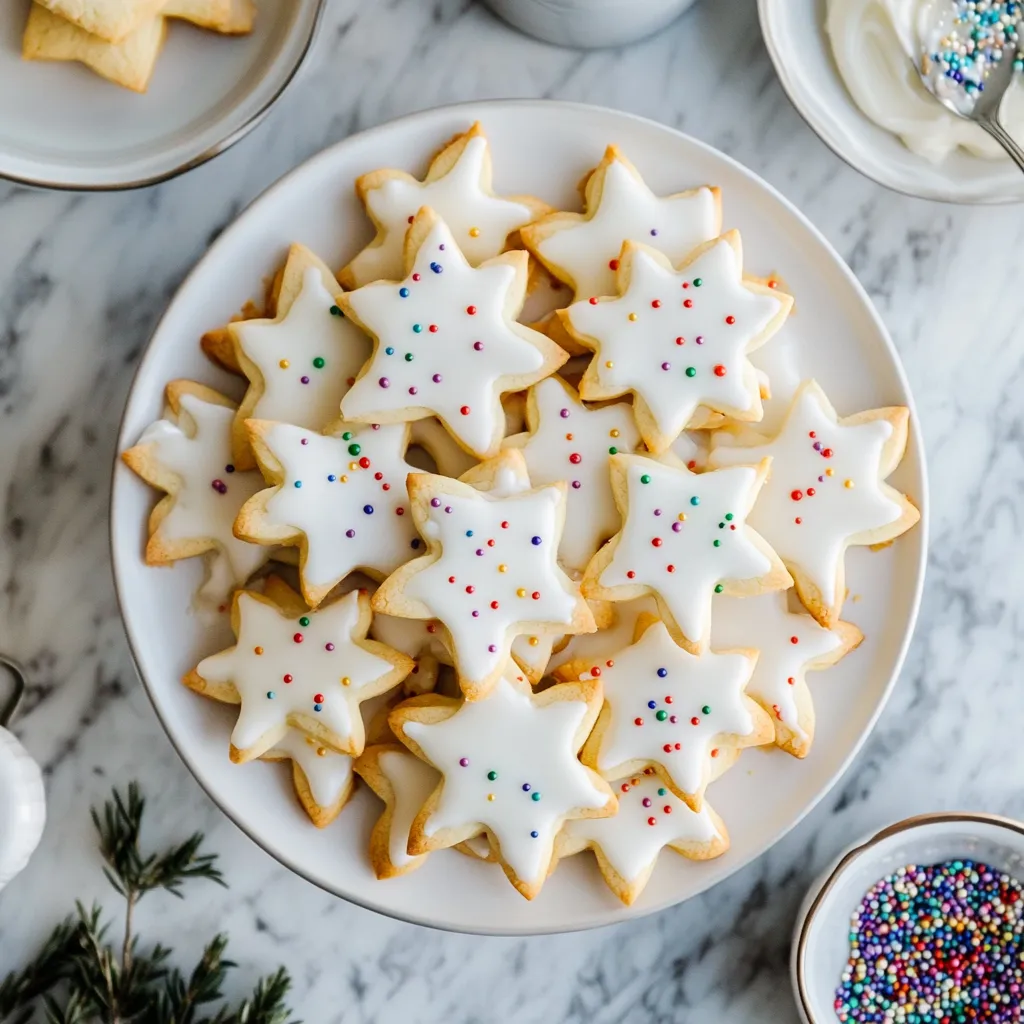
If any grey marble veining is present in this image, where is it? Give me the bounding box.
[2,0,1023,1020]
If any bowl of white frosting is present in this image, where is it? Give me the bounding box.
[759,0,1024,203]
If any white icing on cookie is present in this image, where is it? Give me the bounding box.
[708,383,902,608]
[401,673,610,886]
[253,422,421,592]
[265,730,353,810]
[534,157,719,300]
[505,377,642,571]
[596,456,776,647]
[136,393,268,609]
[563,770,721,885]
[346,134,536,286]
[403,475,583,686]
[340,218,553,458]
[711,592,843,743]
[578,620,757,799]
[197,591,401,756]
[547,596,657,675]
[565,239,784,443]
[235,267,370,433]
[377,748,439,870]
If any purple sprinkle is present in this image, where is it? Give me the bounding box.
[408,386,418,395]
[225,464,235,473]
[444,506,453,514]
[670,715,678,723]
[814,441,823,452]
[695,335,704,345]
[476,549,484,556]
[432,374,442,383]
[346,529,355,538]
[488,644,497,653]
[654,508,663,516]
[300,376,310,385]
[438,245,445,251]
[522,783,531,792]
[325,643,335,651]
[643,797,652,807]
[300,438,309,445]
[818,475,825,482]
[459,757,469,767]
[473,341,483,351]
[661,362,671,371]
[672,522,682,533]
[379,377,390,388]
[650,228,659,236]
[472,610,479,617]
[571,480,581,489]
[560,408,570,419]
[431,498,441,507]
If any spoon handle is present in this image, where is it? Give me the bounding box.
[976,117,1024,174]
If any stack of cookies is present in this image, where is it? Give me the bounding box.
[122,123,920,905]
[22,0,255,92]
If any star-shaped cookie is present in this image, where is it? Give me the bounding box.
[229,244,371,469]
[582,453,792,653]
[372,450,595,700]
[340,122,548,288]
[185,588,413,762]
[389,669,615,900]
[262,729,355,828]
[521,145,721,302]
[558,233,793,452]
[339,208,568,459]
[503,375,642,572]
[235,420,422,607]
[708,380,920,626]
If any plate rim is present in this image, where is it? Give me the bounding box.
[757,0,1024,206]
[109,97,930,935]
[0,0,326,193]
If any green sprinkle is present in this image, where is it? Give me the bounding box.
[690,496,700,506]
[329,305,342,317]
[713,539,721,547]
[608,446,618,455]
[725,513,734,521]
[640,474,651,484]
[714,584,723,593]
[702,705,711,715]
[312,356,325,369]
[685,367,696,378]
[657,787,666,796]
[299,616,310,627]
[693,278,703,287]
[531,792,541,802]
[405,352,414,361]
[656,710,668,721]
[348,443,361,456]
[342,431,352,440]
[487,770,498,781]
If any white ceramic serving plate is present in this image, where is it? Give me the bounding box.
[111,99,928,934]
[791,812,1024,1023]
[0,0,323,190]
[758,0,1024,204]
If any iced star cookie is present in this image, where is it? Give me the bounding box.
[372,450,595,700]
[263,730,355,828]
[235,420,422,607]
[521,146,721,303]
[582,453,791,654]
[558,233,793,453]
[229,244,371,469]
[389,669,615,899]
[555,768,728,905]
[557,617,773,810]
[503,376,642,572]
[339,123,548,289]
[184,588,413,762]
[338,208,568,460]
[708,380,920,626]
[121,381,270,614]
[711,592,862,758]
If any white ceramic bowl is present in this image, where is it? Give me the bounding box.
[758,0,1024,204]
[111,99,927,934]
[0,0,324,190]
[791,812,1024,1023]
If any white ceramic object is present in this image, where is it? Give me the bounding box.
[0,658,46,893]
[111,99,927,934]
[758,0,1024,204]
[791,812,1024,1023]
[0,0,324,191]
[483,0,697,49]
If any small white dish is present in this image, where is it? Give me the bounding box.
[758,0,1024,204]
[111,98,927,934]
[0,0,324,191]
[791,812,1024,1023]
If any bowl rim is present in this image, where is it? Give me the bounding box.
[0,0,327,194]
[792,810,1024,1022]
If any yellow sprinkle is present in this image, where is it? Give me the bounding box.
[844,479,854,489]
[678,513,686,522]
[487,793,496,801]
[316,747,327,757]
[610,429,620,438]
[498,564,507,573]
[254,646,264,655]
[825,468,835,477]
[628,312,638,322]
[517,588,527,598]
[279,359,290,369]
[305,736,316,748]
[605,360,614,369]
[349,461,358,471]
[340,475,348,483]
[341,676,351,686]
[528,636,539,647]
[469,227,481,238]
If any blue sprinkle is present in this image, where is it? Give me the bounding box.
[657,667,668,678]
[522,783,531,792]
[430,262,443,274]
[530,830,539,838]
[466,530,474,537]
[294,481,302,489]
[385,346,395,355]
[266,691,275,699]
[313,703,323,712]
[399,287,409,297]
[327,474,336,482]
[647,700,657,709]
[531,536,542,545]
[363,504,374,514]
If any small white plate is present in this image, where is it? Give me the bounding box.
[792,812,1024,1023]
[758,0,1024,204]
[0,0,323,191]
[111,99,928,934]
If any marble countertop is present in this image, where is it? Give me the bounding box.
[2,0,1021,1019]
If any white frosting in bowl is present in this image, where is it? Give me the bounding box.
[826,0,1024,162]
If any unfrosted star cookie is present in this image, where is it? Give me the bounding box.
[184,588,413,762]
[230,244,371,469]
[711,592,862,758]
[582,453,791,653]
[389,669,615,900]
[521,146,721,303]
[121,381,270,614]
[503,375,642,572]
[557,617,773,810]
[340,122,548,289]
[263,729,355,828]
[235,420,422,607]
[555,768,728,905]
[558,232,793,452]
[338,208,568,460]
[708,380,920,626]
[372,450,595,700]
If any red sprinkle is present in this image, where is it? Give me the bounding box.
[713,364,726,377]
[725,315,736,325]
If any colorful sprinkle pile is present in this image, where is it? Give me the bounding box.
[926,1,1024,98]
[835,859,1024,1022]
